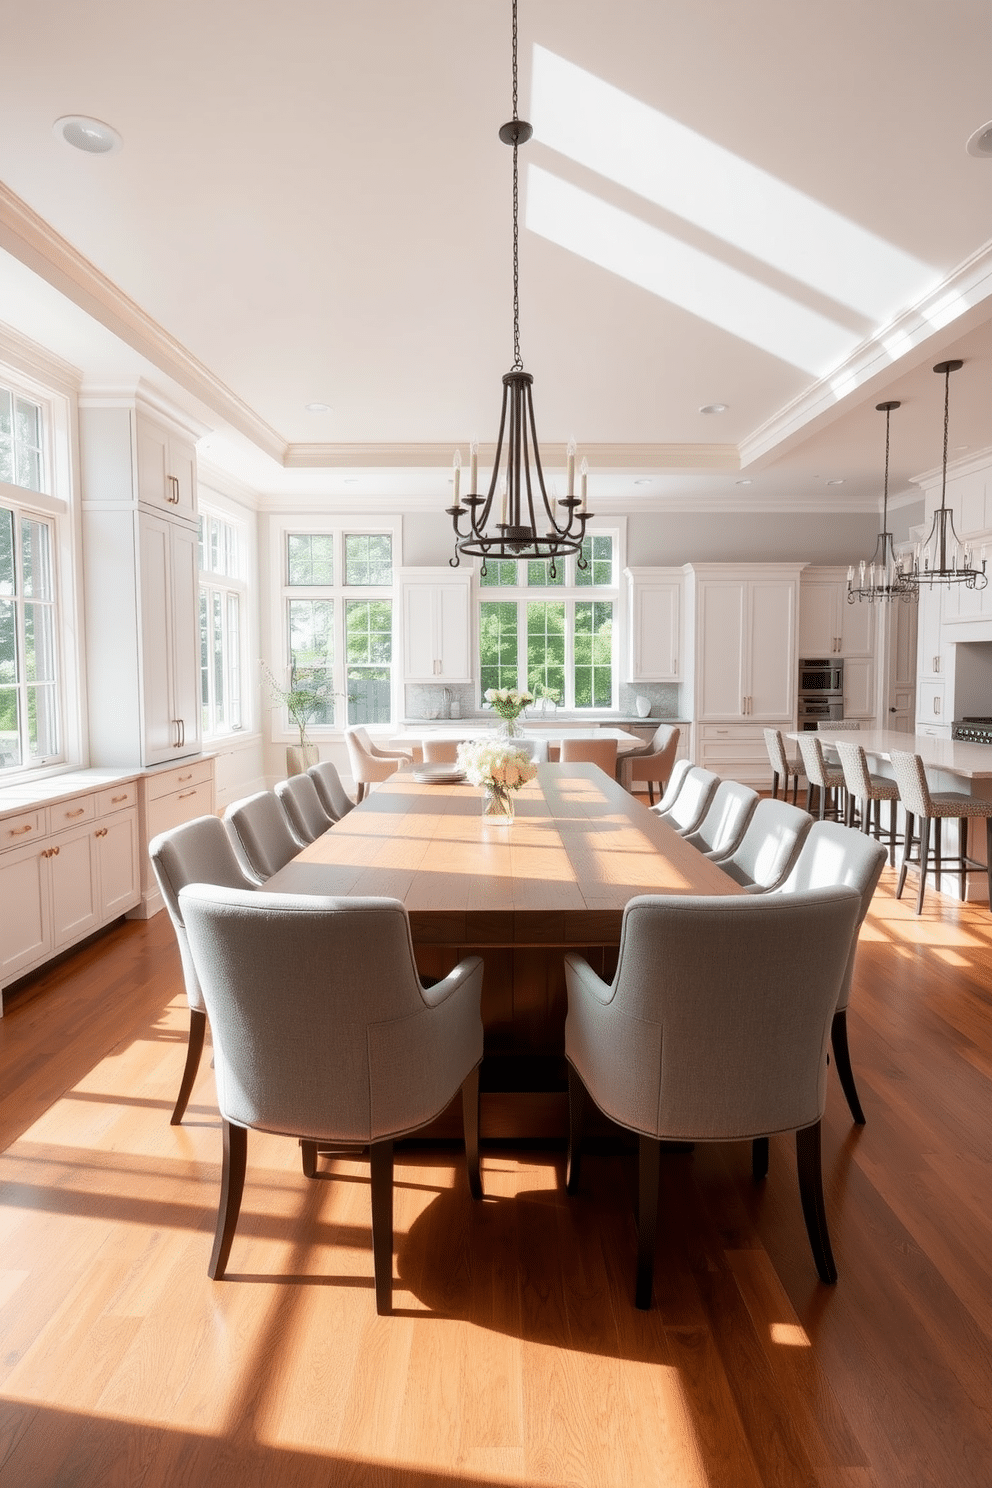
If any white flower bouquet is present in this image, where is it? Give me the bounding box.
[484,687,533,722]
[457,739,538,821]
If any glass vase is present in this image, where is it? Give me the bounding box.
[482,782,515,822]
[495,714,524,740]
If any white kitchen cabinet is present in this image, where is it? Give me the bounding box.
[843,656,875,720]
[401,571,472,683]
[625,569,682,681]
[81,396,203,767]
[799,568,875,658]
[0,777,142,1006]
[694,572,798,721]
[136,758,216,917]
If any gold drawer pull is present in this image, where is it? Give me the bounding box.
[50,844,60,856]
[9,824,33,836]
[178,789,197,800]
[95,827,108,838]
[65,807,86,818]
[177,773,193,782]
[111,793,129,803]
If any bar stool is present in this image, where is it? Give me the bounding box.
[889,750,992,915]
[796,733,846,821]
[763,728,803,804]
[835,740,901,866]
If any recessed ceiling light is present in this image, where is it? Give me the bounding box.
[825,478,845,486]
[736,478,752,486]
[53,115,122,154]
[699,403,728,415]
[304,402,332,414]
[966,120,992,158]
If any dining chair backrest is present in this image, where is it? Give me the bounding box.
[656,766,719,835]
[149,815,258,1013]
[422,739,461,763]
[817,720,861,731]
[308,760,355,820]
[559,737,619,775]
[796,732,835,790]
[684,780,759,858]
[763,727,796,778]
[834,741,874,801]
[275,773,333,844]
[647,722,678,755]
[772,820,886,1013]
[888,750,932,817]
[716,797,812,892]
[224,791,303,882]
[651,758,693,816]
[516,737,549,763]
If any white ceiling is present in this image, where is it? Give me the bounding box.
[0,0,990,510]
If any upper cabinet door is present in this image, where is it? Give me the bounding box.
[839,594,875,657]
[401,574,472,683]
[136,414,197,518]
[798,582,840,657]
[748,580,796,719]
[697,580,747,718]
[629,579,681,681]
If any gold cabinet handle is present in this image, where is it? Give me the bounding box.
[95,827,108,838]
[111,793,129,803]
[65,807,86,818]
[178,789,197,800]
[178,773,193,782]
[8,823,33,836]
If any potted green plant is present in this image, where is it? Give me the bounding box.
[261,656,338,775]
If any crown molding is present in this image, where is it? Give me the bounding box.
[739,238,992,468]
[0,318,82,395]
[283,440,740,471]
[0,182,287,463]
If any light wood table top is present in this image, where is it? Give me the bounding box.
[265,763,742,947]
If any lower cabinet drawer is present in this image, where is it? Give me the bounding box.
[146,781,213,841]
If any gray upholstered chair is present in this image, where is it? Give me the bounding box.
[652,765,720,837]
[345,727,414,802]
[308,760,355,821]
[620,723,680,804]
[650,757,692,816]
[223,791,304,882]
[770,820,886,1123]
[683,780,759,859]
[148,815,258,1124]
[179,885,485,1313]
[274,773,335,844]
[834,740,900,865]
[559,737,619,775]
[710,797,812,892]
[890,749,992,915]
[763,727,804,805]
[564,887,862,1306]
[796,732,847,821]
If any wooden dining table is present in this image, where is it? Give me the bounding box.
[266,763,742,1138]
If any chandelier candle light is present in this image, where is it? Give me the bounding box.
[847,400,917,605]
[457,739,538,823]
[447,0,592,578]
[903,360,987,592]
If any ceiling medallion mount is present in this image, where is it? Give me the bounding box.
[448,0,590,577]
[902,360,987,593]
[847,400,917,605]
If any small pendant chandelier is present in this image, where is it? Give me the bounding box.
[902,359,987,591]
[448,0,591,577]
[847,400,917,604]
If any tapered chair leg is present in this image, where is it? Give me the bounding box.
[771,769,780,800]
[916,817,931,915]
[752,1135,769,1180]
[647,782,655,806]
[795,1121,837,1284]
[300,1140,318,1178]
[959,817,969,901]
[369,1138,394,1315]
[208,1120,248,1280]
[635,1136,661,1309]
[830,1010,866,1125]
[461,1065,483,1200]
[896,811,914,900]
[565,1064,586,1195]
[170,1007,207,1125]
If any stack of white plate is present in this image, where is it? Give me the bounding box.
[412,763,466,785]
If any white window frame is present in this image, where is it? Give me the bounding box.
[267,516,400,738]
[198,504,249,740]
[0,338,80,779]
[475,525,623,711]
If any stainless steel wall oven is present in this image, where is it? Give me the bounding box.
[798,657,844,731]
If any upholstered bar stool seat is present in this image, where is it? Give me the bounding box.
[890,750,992,915]
[835,740,901,866]
[763,728,804,805]
[796,732,847,822]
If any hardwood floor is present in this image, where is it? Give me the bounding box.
[1,873,991,1487]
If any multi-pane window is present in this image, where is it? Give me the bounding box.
[477,534,617,709]
[0,504,60,770]
[199,511,247,736]
[277,527,395,729]
[0,388,44,493]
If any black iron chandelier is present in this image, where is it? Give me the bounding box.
[448,0,591,576]
[902,359,987,592]
[847,400,917,604]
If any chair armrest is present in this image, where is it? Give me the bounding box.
[564,951,614,1006]
[420,955,484,1009]
[371,744,415,762]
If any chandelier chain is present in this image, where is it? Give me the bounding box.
[510,0,522,371]
[940,362,950,509]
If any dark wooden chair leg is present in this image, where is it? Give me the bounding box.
[791,772,799,805]
[830,1009,866,1125]
[300,1140,318,1178]
[933,817,942,894]
[647,782,655,806]
[959,817,969,901]
[771,769,780,800]
[795,1120,837,1285]
[370,1138,394,1315]
[752,1135,769,1180]
[916,817,931,915]
[208,1120,247,1280]
[987,816,992,908]
[896,811,914,899]
[565,1064,586,1195]
[170,1007,207,1125]
[635,1135,661,1310]
[888,799,897,867]
[461,1065,482,1200]
[806,781,814,814]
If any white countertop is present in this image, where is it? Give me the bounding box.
[786,728,992,781]
[0,766,141,817]
[393,725,645,753]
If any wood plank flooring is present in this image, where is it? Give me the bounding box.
[0,869,991,1486]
